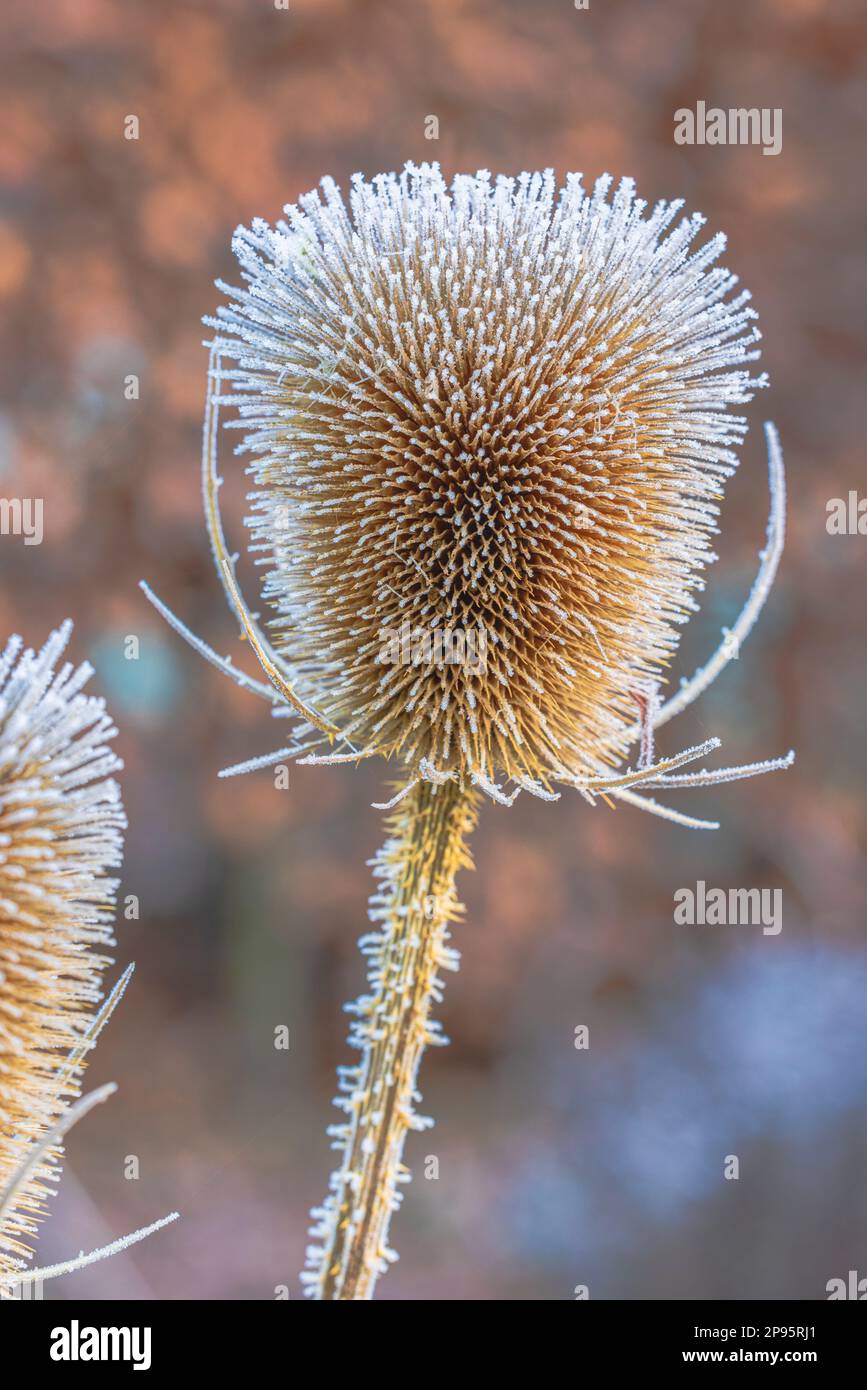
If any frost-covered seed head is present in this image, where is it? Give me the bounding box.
[0,624,124,1279]
[209,164,765,787]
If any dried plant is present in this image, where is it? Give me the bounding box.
[143,164,793,1299]
[0,622,177,1297]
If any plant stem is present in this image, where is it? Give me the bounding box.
[306,778,479,1301]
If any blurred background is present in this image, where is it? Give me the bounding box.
[1,0,865,1300]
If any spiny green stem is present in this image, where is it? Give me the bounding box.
[304,779,479,1300]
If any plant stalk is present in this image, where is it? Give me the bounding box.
[306,778,479,1300]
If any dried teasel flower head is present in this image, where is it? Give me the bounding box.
[142,165,794,1300]
[0,622,125,1282]
[185,163,792,819]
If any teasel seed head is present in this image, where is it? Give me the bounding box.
[139,165,794,1300]
[207,164,771,798]
[0,622,125,1280]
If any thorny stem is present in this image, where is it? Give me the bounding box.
[307,779,479,1301]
